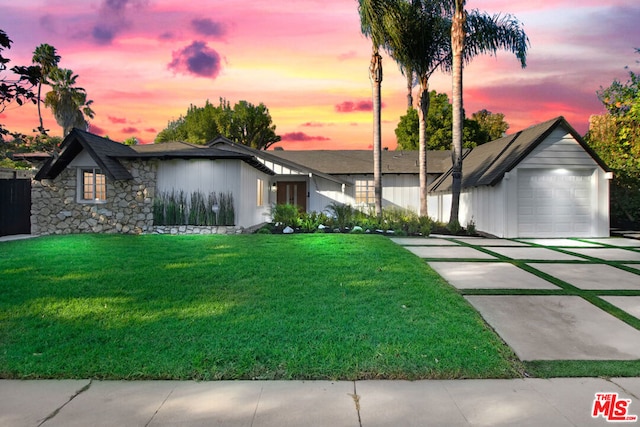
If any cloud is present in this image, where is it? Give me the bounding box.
[168,41,222,78]
[191,18,226,37]
[338,50,357,61]
[335,100,384,113]
[88,124,107,135]
[281,132,331,142]
[144,128,157,133]
[108,116,127,124]
[301,122,326,127]
[122,127,138,134]
[91,0,149,45]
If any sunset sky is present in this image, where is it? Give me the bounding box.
[1,0,638,149]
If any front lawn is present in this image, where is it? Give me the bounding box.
[0,234,521,380]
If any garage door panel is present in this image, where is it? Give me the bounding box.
[518,169,594,238]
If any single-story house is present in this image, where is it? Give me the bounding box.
[428,116,611,238]
[30,115,610,238]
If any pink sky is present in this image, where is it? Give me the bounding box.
[1,0,638,149]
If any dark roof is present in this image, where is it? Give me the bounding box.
[429,116,609,193]
[267,150,453,175]
[208,136,350,184]
[35,128,136,181]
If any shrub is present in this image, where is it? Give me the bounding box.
[326,202,355,230]
[153,191,235,226]
[272,204,300,228]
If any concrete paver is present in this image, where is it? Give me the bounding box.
[627,264,640,271]
[528,263,640,290]
[584,238,640,247]
[465,295,640,360]
[518,238,603,247]
[405,245,496,259]
[484,246,585,261]
[389,237,459,246]
[457,238,530,246]
[566,248,640,261]
[601,296,640,319]
[428,262,559,290]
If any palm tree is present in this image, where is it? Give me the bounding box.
[358,0,391,217]
[32,44,60,135]
[449,3,529,226]
[384,0,450,216]
[44,68,95,137]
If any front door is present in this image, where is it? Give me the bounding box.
[276,181,307,213]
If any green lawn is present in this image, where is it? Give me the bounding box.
[0,234,522,380]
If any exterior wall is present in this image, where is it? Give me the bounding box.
[156,158,272,228]
[428,126,610,237]
[31,159,157,235]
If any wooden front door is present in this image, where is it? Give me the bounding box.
[276,181,307,212]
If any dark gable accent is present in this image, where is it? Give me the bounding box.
[35,128,135,181]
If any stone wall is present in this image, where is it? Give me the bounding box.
[31,160,158,235]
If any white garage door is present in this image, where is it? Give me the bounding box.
[518,169,594,237]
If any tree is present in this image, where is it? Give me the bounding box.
[44,67,95,136]
[0,29,40,138]
[32,44,60,135]
[358,0,391,216]
[123,136,139,146]
[395,91,502,150]
[471,109,509,141]
[586,49,640,227]
[155,98,281,149]
[449,2,528,227]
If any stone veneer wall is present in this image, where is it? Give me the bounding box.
[31,160,158,235]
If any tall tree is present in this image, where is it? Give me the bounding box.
[358,0,391,216]
[384,0,450,216]
[44,68,95,136]
[155,98,281,149]
[586,50,640,227]
[0,29,40,138]
[395,91,501,150]
[471,109,509,141]
[32,44,60,135]
[449,4,528,226]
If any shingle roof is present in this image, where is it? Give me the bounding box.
[267,149,452,175]
[429,116,609,193]
[35,128,136,181]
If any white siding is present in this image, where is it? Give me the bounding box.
[156,159,271,227]
[520,128,598,168]
[68,150,97,168]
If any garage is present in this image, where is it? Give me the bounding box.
[427,117,611,238]
[517,168,595,237]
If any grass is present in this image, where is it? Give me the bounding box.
[0,234,522,380]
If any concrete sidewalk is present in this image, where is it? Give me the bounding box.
[1,378,639,426]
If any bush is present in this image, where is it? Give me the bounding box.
[326,202,355,230]
[272,204,300,228]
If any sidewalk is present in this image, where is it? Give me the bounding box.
[1,378,639,426]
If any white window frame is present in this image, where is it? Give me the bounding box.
[78,168,107,203]
[355,179,375,205]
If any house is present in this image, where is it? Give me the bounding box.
[428,116,611,238]
[30,116,611,238]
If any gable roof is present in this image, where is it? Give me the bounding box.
[267,149,453,175]
[429,116,609,193]
[35,128,136,181]
[208,136,349,184]
[35,130,275,181]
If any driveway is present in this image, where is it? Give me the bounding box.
[391,236,640,361]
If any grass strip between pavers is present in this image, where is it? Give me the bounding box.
[0,234,524,381]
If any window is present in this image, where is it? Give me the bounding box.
[257,178,264,206]
[355,179,374,205]
[80,168,107,202]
